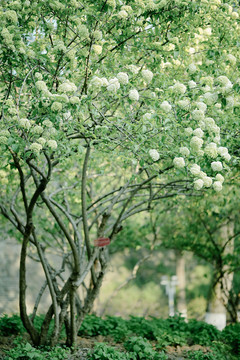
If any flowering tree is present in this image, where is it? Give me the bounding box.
[0,0,239,346]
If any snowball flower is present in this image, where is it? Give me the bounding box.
[91,76,103,87]
[190,164,201,176]
[196,102,207,113]
[35,72,42,80]
[117,72,129,85]
[37,137,46,146]
[101,78,109,87]
[58,81,77,93]
[185,127,193,136]
[226,54,236,65]
[51,102,62,112]
[193,128,204,138]
[29,142,42,154]
[203,92,218,105]
[205,142,218,158]
[43,119,53,127]
[92,44,102,55]
[160,101,172,113]
[216,174,224,183]
[188,63,197,74]
[142,69,153,83]
[218,147,228,157]
[179,147,190,157]
[202,176,213,188]
[223,153,231,161]
[109,77,120,90]
[19,118,31,130]
[194,179,204,190]
[188,80,197,89]
[32,125,43,135]
[211,161,223,172]
[192,109,205,121]
[36,81,48,92]
[173,157,185,168]
[190,136,204,150]
[47,140,58,150]
[171,81,186,95]
[142,113,152,121]
[178,99,189,109]
[213,181,223,192]
[129,89,139,101]
[118,10,128,19]
[70,96,80,105]
[149,149,159,161]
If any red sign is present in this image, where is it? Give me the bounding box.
[94,237,110,247]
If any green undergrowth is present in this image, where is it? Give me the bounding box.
[1,314,239,359]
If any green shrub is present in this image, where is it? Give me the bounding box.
[88,343,132,360]
[186,320,221,346]
[5,342,70,360]
[221,323,240,355]
[124,336,167,360]
[0,315,25,336]
[78,314,109,337]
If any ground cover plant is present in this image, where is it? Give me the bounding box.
[1,314,239,359]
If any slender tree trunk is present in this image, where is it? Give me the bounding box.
[176,250,187,319]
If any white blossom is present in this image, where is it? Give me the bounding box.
[205,142,218,158]
[142,113,152,121]
[19,118,31,130]
[218,146,228,157]
[193,128,204,138]
[117,72,129,85]
[188,63,197,74]
[190,136,204,151]
[173,157,185,168]
[171,81,186,95]
[160,101,172,113]
[203,92,218,105]
[211,161,223,172]
[47,140,58,150]
[51,102,62,112]
[194,179,204,190]
[91,76,103,87]
[92,44,102,54]
[149,149,159,161]
[118,10,128,19]
[216,174,224,183]
[58,81,77,93]
[192,109,205,121]
[213,181,223,192]
[43,119,53,127]
[188,80,197,89]
[179,147,190,157]
[185,127,193,136]
[190,164,201,176]
[29,142,42,154]
[142,69,153,83]
[202,176,213,187]
[37,137,46,146]
[32,125,43,135]
[129,89,139,101]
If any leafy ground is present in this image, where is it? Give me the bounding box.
[0,314,239,359]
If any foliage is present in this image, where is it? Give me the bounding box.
[221,323,240,355]
[5,341,70,360]
[88,343,131,360]
[0,315,24,336]
[124,336,167,360]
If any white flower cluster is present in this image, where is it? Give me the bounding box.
[142,69,153,83]
[211,161,223,172]
[107,78,120,93]
[218,146,231,161]
[117,72,129,85]
[173,157,185,168]
[205,142,218,158]
[160,101,172,113]
[149,149,159,161]
[19,118,31,130]
[190,136,204,152]
[29,142,42,154]
[47,140,57,150]
[179,147,190,157]
[31,125,43,135]
[129,89,139,101]
[171,81,186,95]
[51,101,62,112]
[203,92,218,105]
[58,81,77,93]
[216,76,233,94]
[36,81,48,92]
[92,44,102,55]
